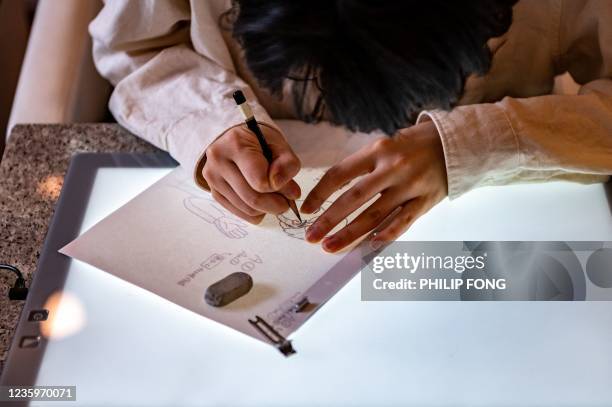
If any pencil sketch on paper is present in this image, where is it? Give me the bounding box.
[184,196,248,239]
[277,200,347,240]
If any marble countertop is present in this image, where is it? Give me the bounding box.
[0,124,160,374]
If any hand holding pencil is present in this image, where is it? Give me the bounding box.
[199,90,302,224]
[232,90,302,222]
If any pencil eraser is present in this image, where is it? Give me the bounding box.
[232,90,246,105]
[205,272,253,307]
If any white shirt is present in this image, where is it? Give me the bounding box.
[90,0,612,198]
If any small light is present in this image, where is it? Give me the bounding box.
[40,291,86,340]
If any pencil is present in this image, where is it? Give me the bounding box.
[232,90,302,222]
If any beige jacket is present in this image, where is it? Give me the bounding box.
[90,0,612,199]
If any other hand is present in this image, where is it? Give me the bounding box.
[301,121,447,252]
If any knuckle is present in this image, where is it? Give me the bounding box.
[225,131,243,149]
[373,137,393,152]
[202,166,213,181]
[247,193,263,208]
[324,166,341,181]
[367,209,383,222]
[251,177,269,192]
[386,226,401,238]
[205,145,221,160]
[350,187,364,200]
[202,164,218,180]
[400,214,414,226]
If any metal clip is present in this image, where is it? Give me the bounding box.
[291,296,310,313]
[248,316,296,356]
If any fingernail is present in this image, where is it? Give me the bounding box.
[288,184,300,199]
[323,236,339,252]
[370,238,383,251]
[301,202,315,214]
[305,227,319,242]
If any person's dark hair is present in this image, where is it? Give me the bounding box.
[225,0,517,135]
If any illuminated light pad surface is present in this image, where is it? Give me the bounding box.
[32,169,612,406]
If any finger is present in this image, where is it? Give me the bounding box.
[301,150,375,214]
[266,134,301,189]
[305,170,389,243]
[225,125,275,193]
[370,198,427,249]
[224,162,288,214]
[211,189,265,225]
[231,147,275,193]
[278,179,301,200]
[321,195,400,253]
[213,179,264,217]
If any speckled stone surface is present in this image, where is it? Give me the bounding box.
[0,124,160,375]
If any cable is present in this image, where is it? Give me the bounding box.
[0,263,23,279]
[1,263,28,300]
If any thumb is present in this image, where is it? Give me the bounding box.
[264,129,301,190]
[278,179,301,201]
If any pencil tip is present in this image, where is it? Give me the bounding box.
[288,200,302,223]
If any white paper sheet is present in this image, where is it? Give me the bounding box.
[61,121,381,345]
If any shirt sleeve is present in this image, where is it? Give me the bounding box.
[417,0,612,199]
[89,0,279,188]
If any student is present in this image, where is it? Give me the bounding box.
[91,0,612,252]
